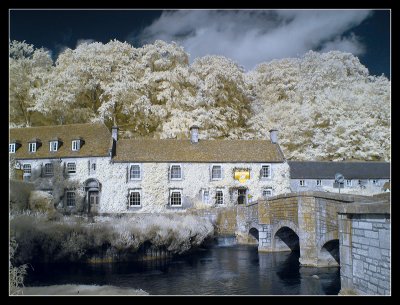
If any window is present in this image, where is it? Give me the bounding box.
[130,164,141,180]
[66,191,76,207]
[202,190,210,204]
[129,190,141,207]
[299,180,306,187]
[261,165,271,179]
[211,165,222,180]
[29,142,36,153]
[67,162,76,174]
[49,141,58,152]
[89,159,96,175]
[23,164,31,176]
[72,140,80,151]
[170,164,182,180]
[262,188,273,198]
[316,180,322,186]
[44,163,54,176]
[346,179,352,187]
[170,190,182,206]
[215,190,224,205]
[9,143,16,153]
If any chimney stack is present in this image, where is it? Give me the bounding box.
[269,129,278,144]
[190,125,199,144]
[112,126,119,142]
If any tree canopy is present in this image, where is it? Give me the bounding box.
[9,40,390,161]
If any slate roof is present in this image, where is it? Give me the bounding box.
[288,161,390,179]
[9,123,112,159]
[113,139,284,163]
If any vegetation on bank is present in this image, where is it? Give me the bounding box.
[10,211,215,265]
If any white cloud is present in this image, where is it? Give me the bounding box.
[135,9,372,70]
[76,39,95,47]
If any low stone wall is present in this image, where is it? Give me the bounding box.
[338,201,390,295]
[187,207,237,236]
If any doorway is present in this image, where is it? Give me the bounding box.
[237,188,247,205]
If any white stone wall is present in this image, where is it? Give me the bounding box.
[16,158,290,213]
[100,162,291,213]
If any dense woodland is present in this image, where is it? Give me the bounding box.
[9,40,390,161]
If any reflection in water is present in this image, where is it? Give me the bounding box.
[25,243,340,295]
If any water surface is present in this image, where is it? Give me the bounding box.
[25,240,340,295]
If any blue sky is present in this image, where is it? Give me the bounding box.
[9,9,390,78]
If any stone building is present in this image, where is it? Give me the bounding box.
[9,123,291,213]
[288,161,390,195]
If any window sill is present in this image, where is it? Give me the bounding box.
[128,206,142,209]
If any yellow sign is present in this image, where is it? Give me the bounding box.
[234,170,250,183]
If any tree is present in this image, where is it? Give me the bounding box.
[9,40,53,127]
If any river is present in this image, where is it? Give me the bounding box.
[24,237,340,295]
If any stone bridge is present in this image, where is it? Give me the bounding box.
[236,191,380,267]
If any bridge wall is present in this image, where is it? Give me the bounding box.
[337,202,390,295]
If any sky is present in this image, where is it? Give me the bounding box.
[9,9,390,78]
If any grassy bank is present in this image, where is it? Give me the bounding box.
[10,211,215,265]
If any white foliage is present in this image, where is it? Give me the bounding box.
[10,40,390,161]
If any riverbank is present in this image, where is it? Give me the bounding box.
[22,284,149,295]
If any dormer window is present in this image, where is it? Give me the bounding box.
[49,138,62,152]
[29,142,37,153]
[28,138,41,153]
[71,138,84,151]
[72,140,80,151]
[50,141,58,152]
[9,143,16,153]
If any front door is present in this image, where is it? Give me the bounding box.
[237,189,247,205]
[89,191,99,213]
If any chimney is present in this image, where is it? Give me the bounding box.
[112,126,119,142]
[190,125,199,144]
[269,129,278,144]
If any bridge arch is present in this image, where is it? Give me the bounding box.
[318,238,340,267]
[249,227,259,242]
[272,221,300,252]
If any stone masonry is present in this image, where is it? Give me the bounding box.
[337,200,390,295]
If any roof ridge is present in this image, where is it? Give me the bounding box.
[9,122,107,130]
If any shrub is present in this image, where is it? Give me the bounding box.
[10,212,215,264]
[9,238,28,295]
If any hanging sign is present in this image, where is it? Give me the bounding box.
[234,170,250,183]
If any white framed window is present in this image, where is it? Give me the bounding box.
[215,189,224,205]
[262,188,273,198]
[129,189,142,207]
[346,179,352,187]
[9,143,16,153]
[170,164,182,180]
[202,190,210,204]
[316,180,322,186]
[72,140,80,151]
[28,142,36,153]
[211,165,222,180]
[67,162,76,174]
[261,164,271,179]
[66,191,76,207]
[129,164,141,180]
[23,164,31,176]
[170,189,182,206]
[299,180,306,187]
[44,163,54,176]
[49,141,58,152]
[89,159,96,175]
